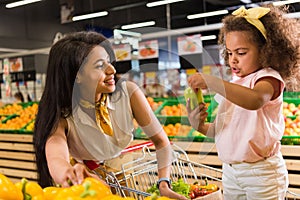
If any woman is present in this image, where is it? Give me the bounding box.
[34,31,187,199]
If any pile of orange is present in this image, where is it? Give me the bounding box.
[0,116,7,122]
[0,103,23,115]
[160,104,187,116]
[146,97,163,111]
[162,123,192,137]
[0,103,38,130]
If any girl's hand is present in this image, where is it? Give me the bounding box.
[159,182,188,200]
[186,100,208,131]
[188,73,207,91]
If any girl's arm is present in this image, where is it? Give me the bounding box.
[127,81,187,200]
[45,118,92,187]
[189,73,280,110]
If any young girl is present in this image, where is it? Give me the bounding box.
[34,31,187,199]
[186,5,299,200]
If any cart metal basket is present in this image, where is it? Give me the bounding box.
[88,142,223,199]
[286,190,300,200]
[86,141,300,200]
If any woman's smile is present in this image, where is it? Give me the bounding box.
[104,76,115,86]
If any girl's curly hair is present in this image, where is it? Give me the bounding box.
[218,5,300,91]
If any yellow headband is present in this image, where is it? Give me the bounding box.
[232,6,270,39]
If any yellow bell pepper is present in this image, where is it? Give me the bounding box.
[54,185,83,200]
[196,178,218,194]
[43,186,63,200]
[201,183,218,193]
[54,177,113,200]
[144,193,175,200]
[157,197,176,200]
[15,178,45,200]
[81,177,111,199]
[0,173,23,200]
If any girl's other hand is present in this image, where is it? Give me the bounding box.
[186,100,208,131]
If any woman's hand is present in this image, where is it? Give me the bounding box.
[53,162,104,187]
[186,100,208,132]
[159,182,188,200]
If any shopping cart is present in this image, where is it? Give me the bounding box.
[85,141,300,200]
[85,141,223,199]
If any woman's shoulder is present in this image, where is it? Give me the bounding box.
[125,80,138,88]
[124,80,140,95]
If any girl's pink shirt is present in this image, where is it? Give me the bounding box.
[214,68,285,163]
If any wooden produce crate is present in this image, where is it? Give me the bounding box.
[0,133,36,183]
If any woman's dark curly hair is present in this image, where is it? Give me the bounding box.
[218,5,300,91]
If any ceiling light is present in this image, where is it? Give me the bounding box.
[72,11,108,21]
[0,47,50,58]
[110,2,145,11]
[6,0,42,8]
[273,0,300,6]
[121,21,156,30]
[0,47,28,52]
[187,10,229,19]
[240,0,252,3]
[142,23,223,39]
[146,0,185,7]
[201,35,217,41]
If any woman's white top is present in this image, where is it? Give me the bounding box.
[66,81,134,162]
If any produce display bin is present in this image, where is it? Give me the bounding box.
[134,113,215,142]
[281,135,300,145]
[283,91,300,99]
[283,98,300,145]
[0,102,38,134]
[134,115,194,141]
[19,119,34,134]
[155,99,217,122]
[0,114,21,133]
[283,98,300,105]
[0,114,17,123]
[136,96,218,142]
[154,99,186,116]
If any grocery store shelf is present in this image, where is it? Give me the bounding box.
[0,133,36,182]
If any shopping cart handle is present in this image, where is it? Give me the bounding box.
[84,141,172,170]
[121,141,154,154]
[84,142,154,170]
